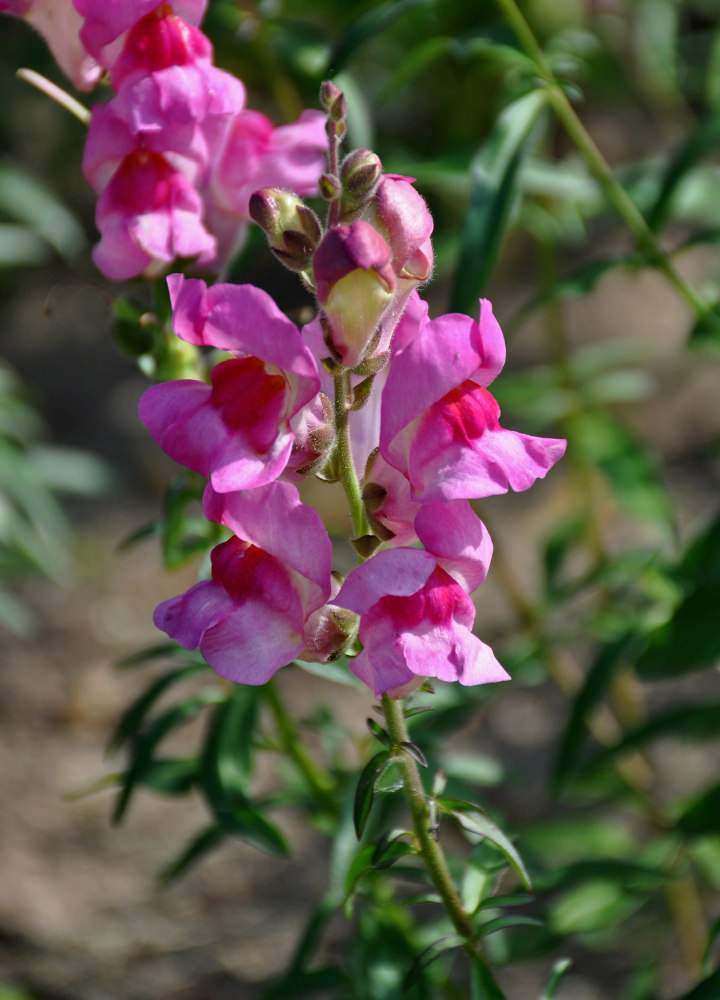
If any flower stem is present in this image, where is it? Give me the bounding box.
[334,369,370,541]
[494,0,719,332]
[16,68,91,125]
[382,694,475,941]
[265,679,337,815]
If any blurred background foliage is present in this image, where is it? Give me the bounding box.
[2,0,720,998]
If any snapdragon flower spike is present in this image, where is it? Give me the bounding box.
[92,149,215,280]
[313,220,396,368]
[333,502,507,697]
[154,482,332,684]
[2,0,102,89]
[380,298,566,502]
[139,274,319,490]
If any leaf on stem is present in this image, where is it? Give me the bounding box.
[402,934,465,993]
[440,798,532,890]
[449,89,547,312]
[354,750,395,838]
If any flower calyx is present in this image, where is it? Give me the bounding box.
[249,187,322,274]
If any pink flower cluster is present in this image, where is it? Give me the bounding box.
[139,145,566,696]
[4,0,328,279]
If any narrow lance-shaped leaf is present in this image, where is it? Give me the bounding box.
[646,113,720,233]
[579,703,720,777]
[114,690,220,824]
[449,89,547,313]
[440,798,532,890]
[353,750,392,838]
[108,662,208,751]
[470,955,508,1000]
[554,635,638,789]
[402,935,465,994]
[159,824,226,884]
[328,0,437,76]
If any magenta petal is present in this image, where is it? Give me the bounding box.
[199,596,304,684]
[409,424,567,502]
[334,548,436,616]
[154,579,234,649]
[349,622,417,697]
[380,299,507,471]
[167,276,318,403]
[203,482,332,614]
[415,501,493,592]
[402,626,509,686]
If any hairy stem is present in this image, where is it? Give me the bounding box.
[382,694,475,941]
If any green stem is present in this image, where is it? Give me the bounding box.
[382,694,475,941]
[334,369,370,541]
[265,680,337,815]
[495,0,718,330]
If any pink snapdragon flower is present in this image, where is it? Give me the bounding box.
[380,298,566,502]
[333,503,507,697]
[74,0,207,71]
[139,275,319,490]
[92,149,215,279]
[313,221,397,368]
[2,0,102,89]
[108,5,245,162]
[154,482,332,684]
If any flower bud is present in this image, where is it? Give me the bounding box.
[319,173,341,201]
[313,221,396,367]
[340,149,382,215]
[300,575,358,663]
[319,80,347,123]
[249,187,322,270]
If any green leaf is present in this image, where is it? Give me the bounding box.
[353,750,392,838]
[636,579,720,678]
[671,968,720,1000]
[475,892,535,912]
[0,162,86,260]
[449,89,547,311]
[567,411,673,525]
[548,878,645,935]
[158,824,226,883]
[196,687,287,854]
[116,642,190,669]
[402,935,465,993]
[328,0,437,76]
[647,114,720,233]
[675,782,720,837]
[534,858,668,895]
[581,704,720,776]
[140,757,198,795]
[367,717,391,746]
[261,897,345,1000]
[540,958,573,1000]
[470,955,508,1000]
[687,304,720,352]
[440,799,531,890]
[477,913,544,937]
[554,635,638,787]
[114,691,220,823]
[108,662,207,751]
